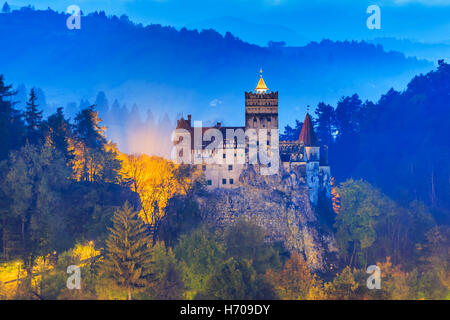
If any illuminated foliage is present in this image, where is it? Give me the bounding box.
[72,106,121,183]
[330,177,340,214]
[118,153,192,233]
[265,252,323,300]
[324,266,359,300]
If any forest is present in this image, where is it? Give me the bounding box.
[0,59,449,300]
[0,5,432,130]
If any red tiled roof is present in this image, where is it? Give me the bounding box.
[298,113,319,146]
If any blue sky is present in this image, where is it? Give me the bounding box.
[7,0,450,45]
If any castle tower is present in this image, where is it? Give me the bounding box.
[299,111,321,205]
[245,70,279,131]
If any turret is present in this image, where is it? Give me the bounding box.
[299,110,320,205]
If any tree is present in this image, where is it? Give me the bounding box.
[223,219,280,274]
[72,105,121,183]
[101,202,153,300]
[73,105,106,150]
[174,227,225,299]
[94,91,109,117]
[314,102,335,147]
[43,107,73,164]
[280,120,302,141]
[144,241,184,299]
[198,257,276,300]
[334,179,389,267]
[265,252,324,300]
[118,154,191,239]
[0,75,24,160]
[2,2,10,13]
[325,266,359,300]
[2,144,71,289]
[334,94,362,140]
[24,88,43,145]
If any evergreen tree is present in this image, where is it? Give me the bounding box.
[74,105,106,150]
[224,219,280,274]
[94,91,109,117]
[334,94,362,141]
[314,102,335,147]
[280,120,302,141]
[2,144,71,289]
[24,88,43,144]
[101,202,153,300]
[0,75,24,160]
[2,2,10,13]
[197,257,276,300]
[43,107,73,163]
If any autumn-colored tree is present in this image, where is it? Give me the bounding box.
[265,252,324,300]
[417,226,450,299]
[72,105,121,183]
[101,202,153,300]
[325,266,359,300]
[118,153,192,239]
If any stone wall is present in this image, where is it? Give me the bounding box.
[195,165,339,271]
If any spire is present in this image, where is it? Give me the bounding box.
[298,111,319,146]
[255,69,269,94]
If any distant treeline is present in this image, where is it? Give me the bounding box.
[282,60,450,224]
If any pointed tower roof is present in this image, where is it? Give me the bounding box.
[298,110,319,146]
[255,69,269,93]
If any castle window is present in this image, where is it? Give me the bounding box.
[202,165,206,171]
[229,179,234,185]
[223,153,226,159]
[228,165,233,171]
[267,140,270,146]
[222,179,226,185]
[207,180,212,185]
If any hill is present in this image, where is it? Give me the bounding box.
[0,7,433,132]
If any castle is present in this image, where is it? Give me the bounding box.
[174,71,331,206]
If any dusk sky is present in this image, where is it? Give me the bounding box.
[7,0,450,45]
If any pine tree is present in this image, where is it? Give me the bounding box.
[24,88,43,144]
[314,102,335,147]
[43,107,73,163]
[0,75,24,160]
[101,202,153,300]
[74,105,106,150]
[2,2,10,13]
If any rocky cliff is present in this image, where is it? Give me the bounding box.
[196,165,339,272]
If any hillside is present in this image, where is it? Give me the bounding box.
[0,7,433,131]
